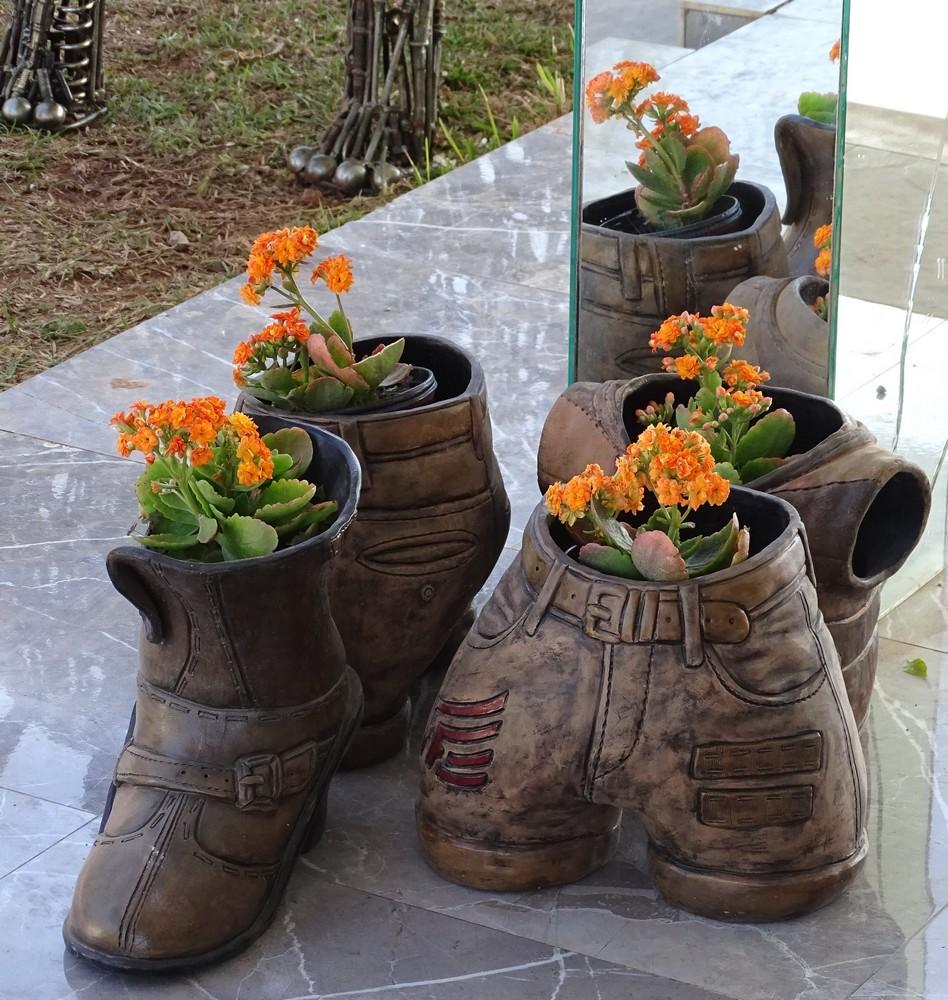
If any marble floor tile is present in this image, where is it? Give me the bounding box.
[0,787,93,879]
[774,0,843,23]
[0,822,732,1000]
[881,577,948,654]
[850,904,948,999]
[287,637,948,1000]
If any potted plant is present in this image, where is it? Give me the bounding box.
[233,227,511,767]
[64,398,364,971]
[417,431,867,922]
[776,39,840,276]
[715,228,831,396]
[537,304,931,729]
[578,60,788,382]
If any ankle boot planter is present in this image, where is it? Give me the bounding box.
[417,489,868,921]
[776,115,836,277]
[64,420,363,971]
[537,375,931,729]
[237,335,510,767]
[578,181,789,383]
[726,275,830,396]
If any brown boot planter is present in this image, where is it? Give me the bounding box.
[537,375,932,728]
[727,275,830,396]
[237,335,510,768]
[63,421,363,972]
[577,181,788,383]
[416,490,868,922]
[775,115,836,277]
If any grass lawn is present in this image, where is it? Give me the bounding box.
[0,0,572,388]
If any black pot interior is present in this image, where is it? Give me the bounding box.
[582,181,765,237]
[620,376,845,457]
[354,334,473,402]
[549,486,791,566]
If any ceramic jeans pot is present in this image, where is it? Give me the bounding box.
[577,181,789,383]
[237,334,511,768]
[727,274,830,396]
[775,114,836,277]
[64,422,363,972]
[536,374,932,729]
[416,490,868,921]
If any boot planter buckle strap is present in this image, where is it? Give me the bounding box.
[114,740,327,812]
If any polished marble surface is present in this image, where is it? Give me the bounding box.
[0,37,945,999]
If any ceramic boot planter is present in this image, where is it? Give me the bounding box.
[63,422,363,972]
[537,375,931,728]
[416,490,868,922]
[237,335,510,768]
[577,181,789,383]
[727,274,830,396]
[775,115,836,277]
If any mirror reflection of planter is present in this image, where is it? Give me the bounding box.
[65,421,364,971]
[578,181,789,383]
[775,114,836,277]
[237,335,511,767]
[727,274,829,396]
[417,489,868,921]
[538,375,932,729]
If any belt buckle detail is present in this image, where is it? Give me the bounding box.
[235,752,283,811]
[584,582,628,642]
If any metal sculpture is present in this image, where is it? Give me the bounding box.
[289,0,444,195]
[1,0,106,130]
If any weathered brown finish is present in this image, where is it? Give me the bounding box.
[728,275,830,396]
[416,491,868,920]
[238,335,510,767]
[536,375,932,729]
[775,115,836,277]
[577,182,789,383]
[63,424,364,972]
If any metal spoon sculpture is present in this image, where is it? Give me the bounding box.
[1,0,107,131]
[288,0,443,196]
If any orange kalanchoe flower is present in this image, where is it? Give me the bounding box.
[662,354,703,380]
[240,226,320,305]
[723,359,769,388]
[585,71,613,123]
[312,254,354,295]
[829,39,841,62]
[813,223,832,277]
[545,461,645,526]
[111,397,230,465]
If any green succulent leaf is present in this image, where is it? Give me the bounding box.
[274,500,338,538]
[904,657,928,679]
[258,367,299,392]
[739,456,786,482]
[675,404,694,430]
[734,409,796,468]
[626,160,680,199]
[378,362,413,389]
[137,531,201,551]
[664,133,687,173]
[308,335,370,392]
[680,514,740,577]
[218,515,279,561]
[326,331,355,368]
[578,543,642,579]
[262,427,313,478]
[328,308,354,349]
[695,386,717,412]
[245,385,294,407]
[196,514,218,544]
[303,376,356,413]
[191,478,235,514]
[135,469,162,515]
[271,453,294,478]
[798,91,838,123]
[713,461,742,485]
[254,479,318,523]
[682,146,713,186]
[352,338,406,390]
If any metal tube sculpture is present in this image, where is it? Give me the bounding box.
[288,0,444,195]
[1,0,106,130]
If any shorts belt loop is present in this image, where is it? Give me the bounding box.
[524,561,566,637]
[679,584,705,668]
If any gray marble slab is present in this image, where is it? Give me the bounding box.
[881,576,948,654]
[0,821,733,1000]
[850,904,948,998]
[0,787,92,880]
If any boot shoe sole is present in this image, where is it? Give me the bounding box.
[62,666,364,973]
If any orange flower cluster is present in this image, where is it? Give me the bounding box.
[649,312,696,353]
[649,305,748,355]
[240,226,320,305]
[111,397,274,487]
[585,60,660,122]
[232,308,310,377]
[829,39,841,62]
[662,354,718,380]
[545,462,645,527]
[621,424,729,510]
[702,303,749,347]
[633,91,700,158]
[814,223,832,277]
[723,359,769,389]
[312,254,354,295]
